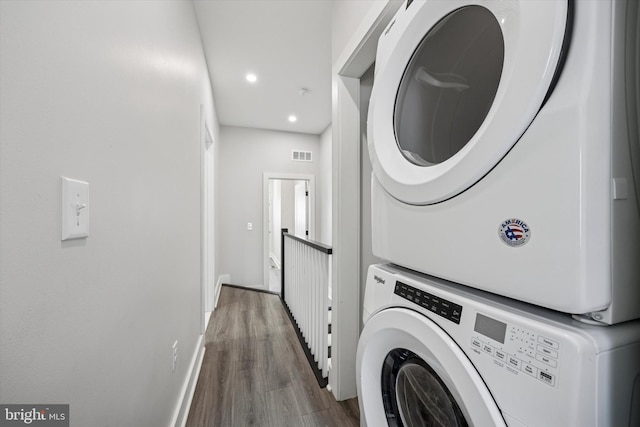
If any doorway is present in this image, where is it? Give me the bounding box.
[263,173,315,293]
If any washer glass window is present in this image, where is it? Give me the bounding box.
[382,348,468,427]
[394,5,504,166]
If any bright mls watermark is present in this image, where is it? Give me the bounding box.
[0,405,68,426]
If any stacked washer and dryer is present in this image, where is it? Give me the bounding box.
[356,1,640,426]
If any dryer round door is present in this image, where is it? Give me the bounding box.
[356,308,506,427]
[368,0,569,205]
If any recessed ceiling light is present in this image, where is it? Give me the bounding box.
[246,73,257,83]
[288,115,297,123]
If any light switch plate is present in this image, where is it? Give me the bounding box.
[61,177,89,241]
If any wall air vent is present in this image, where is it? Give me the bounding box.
[292,150,312,162]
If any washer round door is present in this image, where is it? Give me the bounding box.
[368,0,569,205]
[356,308,506,427]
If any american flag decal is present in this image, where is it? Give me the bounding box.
[499,218,531,247]
[505,225,524,240]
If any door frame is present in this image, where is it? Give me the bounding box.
[330,0,403,400]
[200,106,217,334]
[262,173,316,291]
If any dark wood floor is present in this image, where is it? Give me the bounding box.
[186,285,360,427]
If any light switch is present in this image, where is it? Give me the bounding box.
[61,177,89,241]
[247,222,253,230]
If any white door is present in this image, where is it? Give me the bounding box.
[368,0,569,204]
[294,181,308,238]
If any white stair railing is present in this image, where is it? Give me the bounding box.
[282,230,332,381]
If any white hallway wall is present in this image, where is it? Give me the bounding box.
[216,126,324,288]
[0,1,217,425]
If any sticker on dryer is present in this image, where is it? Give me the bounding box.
[498,218,531,247]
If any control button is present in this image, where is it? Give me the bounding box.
[535,353,558,368]
[538,370,556,387]
[538,336,559,350]
[494,349,507,362]
[537,344,558,359]
[522,362,538,378]
[507,355,521,369]
[449,303,462,324]
[482,343,494,356]
[439,307,450,319]
[471,338,482,349]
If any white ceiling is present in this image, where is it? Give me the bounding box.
[194,0,333,135]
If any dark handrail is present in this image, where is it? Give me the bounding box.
[282,231,332,254]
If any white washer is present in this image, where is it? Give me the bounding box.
[357,264,640,427]
[368,0,640,324]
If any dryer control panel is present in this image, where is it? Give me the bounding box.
[470,313,559,388]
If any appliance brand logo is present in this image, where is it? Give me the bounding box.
[498,218,531,247]
[373,275,386,284]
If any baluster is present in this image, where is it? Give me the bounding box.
[281,233,332,381]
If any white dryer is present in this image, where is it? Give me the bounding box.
[357,264,640,427]
[368,0,640,324]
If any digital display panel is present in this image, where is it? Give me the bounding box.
[474,313,506,344]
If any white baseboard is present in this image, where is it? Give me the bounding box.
[214,275,229,308]
[170,335,205,427]
[204,311,212,329]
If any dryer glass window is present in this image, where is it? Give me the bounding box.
[394,5,504,166]
[382,348,468,427]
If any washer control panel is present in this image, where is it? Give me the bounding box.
[394,281,463,324]
[470,313,559,387]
